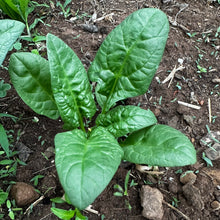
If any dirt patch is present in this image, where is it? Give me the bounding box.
[0,0,220,219]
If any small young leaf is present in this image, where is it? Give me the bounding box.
[9,52,59,120]
[55,127,123,210]
[0,80,11,98]
[0,19,25,65]
[96,105,157,137]
[51,207,75,220]
[0,192,8,205]
[88,8,169,112]
[121,124,196,167]
[46,33,96,129]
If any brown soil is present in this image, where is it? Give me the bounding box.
[0,0,220,219]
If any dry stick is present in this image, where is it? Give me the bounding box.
[24,195,45,215]
[177,101,201,110]
[208,98,212,123]
[162,65,185,88]
[163,201,191,220]
[32,164,55,175]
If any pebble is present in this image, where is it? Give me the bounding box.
[183,115,194,126]
[180,171,197,185]
[204,143,220,161]
[10,182,39,207]
[140,185,164,220]
[182,183,204,210]
[167,116,179,129]
[16,142,33,162]
[211,201,220,210]
[44,147,55,159]
[202,168,220,186]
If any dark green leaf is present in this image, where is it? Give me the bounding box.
[55,127,123,210]
[47,33,96,129]
[0,19,25,65]
[0,1,22,21]
[9,52,59,120]
[121,124,196,167]
[88,8,169,112]
[96,105,157,137]
[51,207,75,220]
[0,124,9,157]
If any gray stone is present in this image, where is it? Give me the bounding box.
[204,143,220,161]
[183,115,194,126]
[167,116,179,129]
[44,147,55,159]
[140,185,164,220]
[16,142,33,162]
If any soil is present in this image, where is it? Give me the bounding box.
[0,0,220,219]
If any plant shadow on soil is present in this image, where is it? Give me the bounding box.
[0,0,220,219]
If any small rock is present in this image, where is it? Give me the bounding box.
[10,182,39,207]
[180,171,197,185]
[82,24,98,33]
[183,115,194,126]
[154,108,161,117]
[44,147,55,159]
[211,201,220,210]
[16,142,33,162]
[202,168,220,185]
[140,185,164,220]
[212,78,220,83]
[167,116,179,129]
[182,184,204,210]
[200,131,220,147]
[204,143,220,161]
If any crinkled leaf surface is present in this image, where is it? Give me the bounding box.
[88,8,169,112]
[47,33,96,129]
[9,52,59,119]
[55,127,123,210]
[96,105,157,137]
[121,124,196,167]
[0,19,25,66]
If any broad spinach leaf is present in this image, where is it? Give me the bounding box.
[0,19,25,66]
[47,33,96,129]
[55,127,123,210]
[9,52,59,119]
[96,105,157,137]
[121,124,196,167]
[88,8,169,112]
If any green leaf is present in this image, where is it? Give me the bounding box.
[0,124,9,157]
[51,207,75,220]
[121,124,196,167]
[96,105,157,137]
[0,19,25,66]
[9,52,59,120]
[0,192,8,205]
[88,8,169,112]
[46,33,96,129]
[0,80,11,98]
[55,127,123,210]
[0,1,22,21]
[0,0,29,22]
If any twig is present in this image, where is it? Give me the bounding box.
[208,98,212,123]
[178,101,201,110]
[24,195,45,215]
[93,13,114,22]
[163,201,191,220]
[85,205,99,215]
[32,164,55,175]
[162,65,185,88]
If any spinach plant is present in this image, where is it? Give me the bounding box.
[0,0,32,36]
[8,8,196,213]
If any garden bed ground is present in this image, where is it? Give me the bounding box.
[0,0,220,219]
